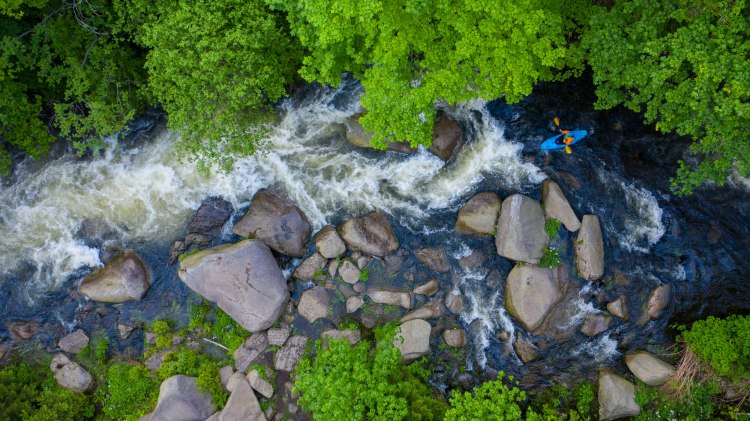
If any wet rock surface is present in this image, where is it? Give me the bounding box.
[80,250,151,303]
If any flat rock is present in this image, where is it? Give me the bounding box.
[581,313,612,337]
[220,379,266,421]
[505,265,561,332]
[496,194,548,264]
[321,329,361,346]
[313,225,346,258]
[625,351,675,387]
[234,333,269,373]
[291,252,327,281]
[178,240,289,333]
[394,319,431,361]
[598,370,640,420]
[542,180,581,232]
[338,260,361,284]
[275,336,307,372]
[446,291,464,315]
[7,321,37,340]
[575,215,605,281]
[607,295,629,321]
[149,375,214,421]
[429,112,463,161]
[231,190,311,258]
[514,335,538,363]
[413,280,439,296]
[246,369,274,399]
[367,288,413,310]
[59,329,89,354]
[338,211,399,257]
[298,287,331,323]
[267,328,291,347]
[400,300,445,322]
[442,329,467,348]
[415,248,451,273]
[346,296,364,313]
[456,192,502,236]
[50,353,93,393]
[80,250,151,303]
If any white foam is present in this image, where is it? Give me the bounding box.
[571,333,620,363]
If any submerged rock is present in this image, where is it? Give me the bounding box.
[58,329,89,354]
[442,329,467,348]
[50,353,93,393]
[7,321,38,341]
[598,370,640,420]
[456,192,502,236]
[607,295,629,321]
[496,194,548,264]
[338,211,399,257]
[178,240,289,333]
[414,248,451,273]
[344,115,417,154]
[394,319,431,361]
[429,112,464,161]
[148,375,214,421]
[505,265,561,332]
[513,335,538,363]
[625,351,675,387]
[231,190,311,258]
[187,197,233,235]
[542,180,581,232]
[80,250,151,303]
[313,225,346,258]
[413,280,440,296]
[575,215,605,281]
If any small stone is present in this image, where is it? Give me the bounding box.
[338,260,361,284]
[394,319,431,361]
[291,253,328,281]
[513,335,538,363]
[267,328,291,347]
[413,280,439,296]
[446,291,464,315]
[58,329,89,354]
[442,329,467,348]
[117,323,135,340]
[352,282,366,293]
[247,369,274,399]
[400,300,445,322]
[313,225,346,259]
[346,296,364,313]
[327,259,339,278]
[145,332,157,345]
[321,329,361,346]
[367,288,413,310]
[298,287,331,323]
[234,332,269,373]
[50,353,93,393]
[625,352,676,387]
[581,313,613,337]
[275,336,307,372]
[598,370,640,420]
[226,371,245,393]
[607,295,629,321]
[357,256,371,270]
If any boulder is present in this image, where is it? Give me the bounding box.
[607,295,629,321]
[496,194,548,264]
[246,369,274,399]
[413,280,439,296]
[646,284,670,320]
[291,253,327,281]
[456,192,502,236]
[275,336,307,372]
[80,251,151,303]
[7,321,37,340]
[187,197,233,234]
[149,375,214,421]
[442,329,467,348]
[338,211,399,257]
[338,260,361,284]
[231,190,311,258]
[178,240,288,333]
[313,225,346,259]
[505,265,561,332]
[429,112,463,161]
[400,300,445,322]
[344,116,417,153]
[542,180,581,232]
[234,333,269,373]
[414,248,451,273]
[367,288,413,310]
[598,370,640,420]
[513,335,538,363]
[321,329,362,346]
[574,215,605,281]
[225,371,245,393]
[581,313,612,337]
[446,291,464,315]
[298,287,331,323]
[625,352,675,387]
[346,296,364,313]
[219,365,234,389]
[58,329,89,354]
[394,319,431,361]
[50,353,93,393]
[267,328,291,347]
[220,379,266,421]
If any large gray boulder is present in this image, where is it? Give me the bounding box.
[149,375,214,421]
[598,370,640,420]
[291,252,327,281]
[496,194,548,264]
[80,251,151,303]
[231,190,311,258]
[50,353,93,393]
[505,265,561,332]
[575,215,605,280]
[58,329,89,354]
[429,112,463,161]
[298,287,331,323]
[338,211,399,257]
[220,379,266,421]
[178,240,289,333]
[625,351,675,387]
[313,225,346,258]
[394,319,431,361]
[456,192,502,236]
[542,180,581,232]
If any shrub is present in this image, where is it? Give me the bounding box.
[444,373,526,421]
[680,315,750,380]
[151,320,175,348]
[156,349,229,409]
[539,247,562,269]
[634,380,720,421]
[544,219,562,240]
[189,301,248,353]
[102,363,159,421]
[359,268,370,282]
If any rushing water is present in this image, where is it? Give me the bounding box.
[2,79,749,388]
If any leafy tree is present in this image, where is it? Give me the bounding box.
[135,0,303,172]
[444,374,526,421]
[270,0,591,149]
[582,0,750,194]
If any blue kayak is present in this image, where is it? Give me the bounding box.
[541,130,587,151]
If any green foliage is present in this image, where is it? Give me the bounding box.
[634,380,722,421]
[359,267,370,282]
[189,300,249,353]
[680,314,750,380]
[528,382,595,421]
[151,319,175,348]
[271,0,592,149]
[0,363,43,419]
[135,0,302,173]
[196,361,228,410]
[444,373,526,421]
[156,348,230,409]
[539,247,561,269]
[544,219,562,240]
[103,363,159,421]
[294,324,448,420]
[582,0,750,194]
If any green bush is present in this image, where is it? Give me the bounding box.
[196,361,228,410]
[189,301,248,353]
[539,248,562,269]
[102,363,159,421]
[680,315,750,380]
[156,349,229,409]
[544,219,562,240]
[528,382,595,421]
[444,374,526,421]
[294,324,447,420]
[634,380,720,421]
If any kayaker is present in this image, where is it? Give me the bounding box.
[554,117,574,154]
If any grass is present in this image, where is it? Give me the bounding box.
[539,247,561,268]
[544,218,562,240]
